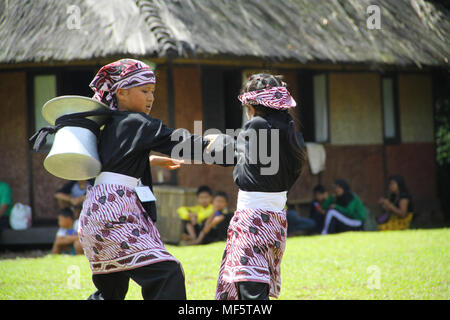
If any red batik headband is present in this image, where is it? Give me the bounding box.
[90,59,156,110]
[238,86,296,110]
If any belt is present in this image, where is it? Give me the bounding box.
[237,190,287,212]
[94,171,139,190]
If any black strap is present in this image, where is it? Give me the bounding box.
[29,109,113,152]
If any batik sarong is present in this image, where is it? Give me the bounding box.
[215,207,287,300]
[78,183,178,274]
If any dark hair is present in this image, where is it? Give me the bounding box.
[196,185,212,196]
[213,191,228,202]
[313,184,326,194]
[241,73,306,175]
[388,174,413,212]
[388,175,409,195]
[241,74,288,118]
[334,179,354,207]
[59,208,74,219]
[388,174,412,204]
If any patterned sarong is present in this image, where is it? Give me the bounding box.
[378,212,413,231]
[78,184,178,274]
[215,207,287,300]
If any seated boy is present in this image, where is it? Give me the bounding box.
[309,185,328,234]
[177,185,213,242]
[286,203,316,236]
[54,180,93,218]
[188,191,232,245]
[51,208,83,255]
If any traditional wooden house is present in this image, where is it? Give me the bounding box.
[0,0,449,229]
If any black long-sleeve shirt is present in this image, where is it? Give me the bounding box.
[98,111,209,221]
[227,112,305,192]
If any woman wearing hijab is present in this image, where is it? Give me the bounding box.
[321,179,366,235]
[377,175,414,231]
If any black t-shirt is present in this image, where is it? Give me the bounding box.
[390,192,414,213]
[98,111,209,221]
[232,112,305,192]
[99,111,208,177]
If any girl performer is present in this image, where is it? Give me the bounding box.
[78,58,214,300]
[215,74,306,300]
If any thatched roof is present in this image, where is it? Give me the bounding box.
[1,0,449,67]
[137,0,450,67]
[0,0,158,63]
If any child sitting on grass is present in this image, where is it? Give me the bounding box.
[377,175,414,231]
[187,191,232,245]
[177,185,213,242]
[309,184,328,234]
[52,208,83,255]
[321,179,366,234]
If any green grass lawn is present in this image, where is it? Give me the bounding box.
[0,229,449,300]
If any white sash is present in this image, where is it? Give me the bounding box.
[94,171,139,190]
[237,190,287,212]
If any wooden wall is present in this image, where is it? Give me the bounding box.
[170,66,239,210]
[31,152,64,219]
[0,72,30,207]
[288,145,384,206]
[0,65,439,223]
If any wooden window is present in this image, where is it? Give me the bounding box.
[33,74,57,147]
[30,68,97,150]
[298,71,329,142]
[381,75,400,143]
[202,67,242,131]
[313,73,329,142]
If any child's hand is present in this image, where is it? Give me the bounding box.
[188,212,198,225]
[70,196,84,206]
[150,155,184,170]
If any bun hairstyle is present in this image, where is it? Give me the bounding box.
[241,73,306,176]
[241,74,287,116]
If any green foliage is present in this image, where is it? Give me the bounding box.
[0,229,448,300]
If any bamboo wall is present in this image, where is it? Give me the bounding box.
[329,73,383,145]
[398,74,434,143]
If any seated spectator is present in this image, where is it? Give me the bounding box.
[188,191,232,245]
[0,181,12,230]
[377,175,414,231]
[178,185,213,242]
[54,180,92,218]
[309,185,328,234]
[321,179,366,235]
[52,208,83,255]
[286,203,316,236]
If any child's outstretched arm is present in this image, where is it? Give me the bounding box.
[145,117,235,166]
[149,155,184,170]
